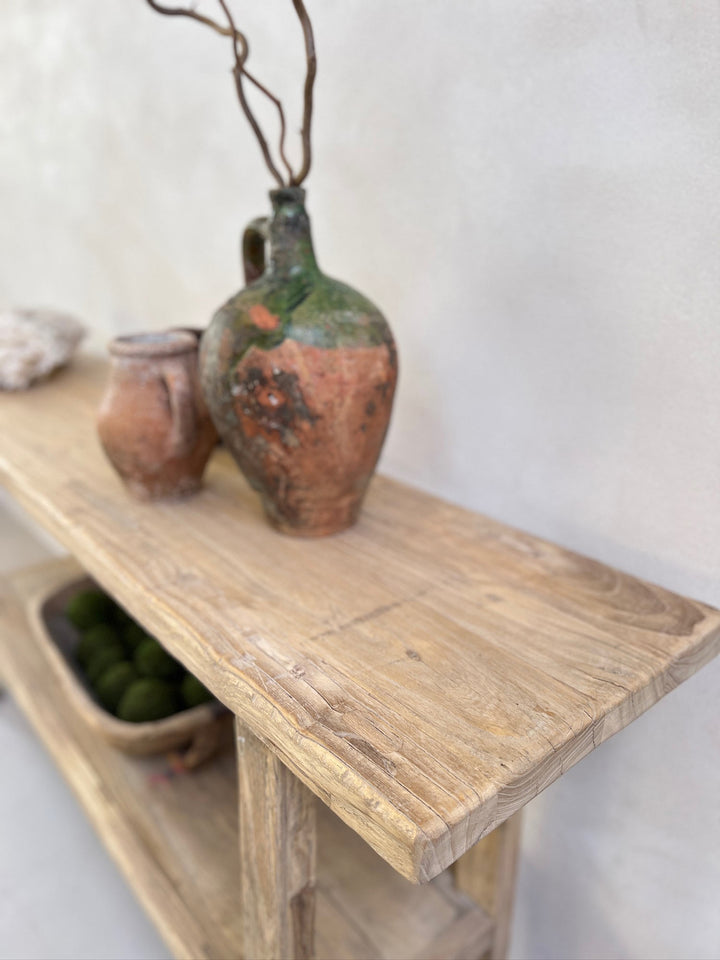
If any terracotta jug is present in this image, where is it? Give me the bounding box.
[98,332,218,500]
[199,188,398,536]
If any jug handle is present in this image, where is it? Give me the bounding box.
[164,360,198,460]
[242,217,270,284]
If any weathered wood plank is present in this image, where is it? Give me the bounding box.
[455,814,522,959]
[1,558,493,960]
[237,721,317,960]
[1,357,719,881]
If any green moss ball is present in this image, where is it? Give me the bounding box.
[180,673,214,708]
[76,623,122,667]
[111,604,134,629]
[123,621,152,651]
[116,678,179,723]
[65,589,113,630]
[86,645,125,685]
[134,638,181,679]
[95,661,138,712]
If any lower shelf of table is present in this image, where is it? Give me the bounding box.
[0,558,493,960]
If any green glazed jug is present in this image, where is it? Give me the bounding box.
[199,188,398,536]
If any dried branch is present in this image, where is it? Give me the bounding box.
[290,0,316,186]
[144,0,294,185]
[243,71,294,184]
[145,0,232,38]
[215,0,285,186]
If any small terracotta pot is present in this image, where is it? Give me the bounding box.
[98,331,218,500]
[167,326,206,344]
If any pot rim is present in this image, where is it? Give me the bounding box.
[109,331,198,358]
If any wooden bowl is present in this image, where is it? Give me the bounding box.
[26,574,231,764]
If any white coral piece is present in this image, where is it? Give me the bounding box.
[0,309,86,390]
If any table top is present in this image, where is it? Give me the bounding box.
[1,356,719,883]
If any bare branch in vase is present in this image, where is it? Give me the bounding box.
[290,0,317,186]
[143,0,302,186]
[215,0,285,186]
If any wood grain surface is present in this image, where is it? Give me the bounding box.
[237,721,317,959]
[1,357,719,882]
[0,558,492,960]
[455,813,522,959]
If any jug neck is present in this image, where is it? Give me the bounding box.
[268,187,319,279]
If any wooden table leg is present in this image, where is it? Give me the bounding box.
[237,720,317,960]
[454,813,522,960]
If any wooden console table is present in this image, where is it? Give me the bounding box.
[1,356,718,960]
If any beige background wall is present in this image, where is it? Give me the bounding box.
[1,2,719,957]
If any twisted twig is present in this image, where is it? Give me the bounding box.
[244,72,294,185]
[290,0,316,186]
[215,0,284,186]
[145,0,232,38]
[144,0,297,186]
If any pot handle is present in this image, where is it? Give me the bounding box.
[164,360,198,459]
[242,217,270,285]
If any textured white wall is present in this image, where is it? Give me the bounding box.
[1,2,719,958]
